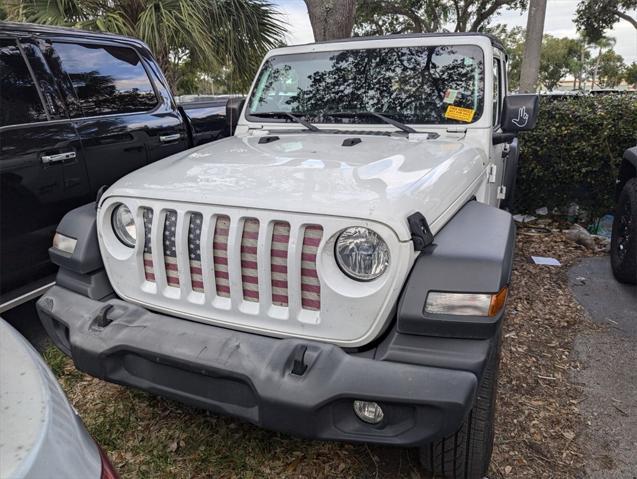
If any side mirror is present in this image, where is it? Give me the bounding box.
[226,97,246,135]
[501,94,540,133]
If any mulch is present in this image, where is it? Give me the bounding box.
[489,222,602,478]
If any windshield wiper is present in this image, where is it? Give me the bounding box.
[250,111,320,132]
[326,111,417,134]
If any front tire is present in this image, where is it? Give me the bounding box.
[611,178,637,284]
[419,334,500,479]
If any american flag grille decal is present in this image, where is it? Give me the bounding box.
[213,216,230,297]
[271,222,290,307]
[142,208,155,282]
[241,219,260,302]
[301,225,323,311]
[163,210,179,287]
[188,213,204,292]
[139,207,323,312]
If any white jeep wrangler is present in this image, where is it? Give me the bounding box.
[38,33,539,478]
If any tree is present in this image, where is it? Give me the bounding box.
[537,35,581,91]
[304,0,357,41]
[590,36,616,88]
[355,0,449,35]
[569,33,593,90]
[519,0,547,92]
[4,0,286,92]
[597,50,626,87]
[625,62,637,87]
[491,25,525,89]
[575,0,637,42]
[353,0,527,35]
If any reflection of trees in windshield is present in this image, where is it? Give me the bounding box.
[251,46,484,125]
[250,64,292,111]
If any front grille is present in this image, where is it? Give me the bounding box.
[141,209,323,312]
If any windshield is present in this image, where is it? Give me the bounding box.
[247,44,485,126]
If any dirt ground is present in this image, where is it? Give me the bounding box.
[45,224,604,478]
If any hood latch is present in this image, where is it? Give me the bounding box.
[407,212,434,251]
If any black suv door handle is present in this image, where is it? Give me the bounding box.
[159,133,180,143]
[41,151,76,165]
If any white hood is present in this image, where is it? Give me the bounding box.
[105,133,486,240]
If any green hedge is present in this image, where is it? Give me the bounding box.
[516,94,637,218]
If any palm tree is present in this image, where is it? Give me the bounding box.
[590,35,616,89]
[4,0,286,92]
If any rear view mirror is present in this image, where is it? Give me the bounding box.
[226,97,246,135]
[501,94,540,133]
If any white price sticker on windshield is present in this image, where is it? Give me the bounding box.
[443,89,458,104]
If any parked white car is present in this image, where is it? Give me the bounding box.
[38,33,538,478]
[0,319,118,479]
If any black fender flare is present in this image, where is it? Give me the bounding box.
[49,203,113,300]
[397,201,515,339]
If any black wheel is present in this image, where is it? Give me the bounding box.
[419,334,500,479]
[611,178,637,284]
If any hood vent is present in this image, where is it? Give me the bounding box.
[341,138,362,147]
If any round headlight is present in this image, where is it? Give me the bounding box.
[111,204,136,248]
[335,227,390,281]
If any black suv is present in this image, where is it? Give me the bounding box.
[611,146,637,284]
[0,22,230,311]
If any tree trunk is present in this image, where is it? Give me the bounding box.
[591,48,602,89]
[519,0,547,92]
[304,0,357,41]
[578,42,585,89]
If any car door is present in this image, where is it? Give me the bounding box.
[490,51,507,205]
[39,39,188,196]
[0,37,91,299]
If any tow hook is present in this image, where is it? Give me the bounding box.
[94,304,114,328]
[290,344,308,376]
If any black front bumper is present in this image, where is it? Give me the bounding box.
[37,286,489,446]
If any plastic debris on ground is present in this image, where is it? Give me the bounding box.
[513,214,537,223]
[531,256,562,266]
[589,214,614,239]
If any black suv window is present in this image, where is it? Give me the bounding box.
[0,39,47,127]
[51,42,158,117]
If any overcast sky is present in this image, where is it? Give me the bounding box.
[274,0,637,64]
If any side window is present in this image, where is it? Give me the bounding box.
[49,42,158,117]
[0,39,47,127]
[492,58,502,127]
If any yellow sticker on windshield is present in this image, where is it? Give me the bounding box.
[445,105,475,123]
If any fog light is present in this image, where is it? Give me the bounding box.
[52,232,77,255]
[353,400,384,424]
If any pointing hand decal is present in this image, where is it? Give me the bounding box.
[512,106,529,128]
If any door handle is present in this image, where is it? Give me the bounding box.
[41,151,76,165]
[159,133,181,143]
